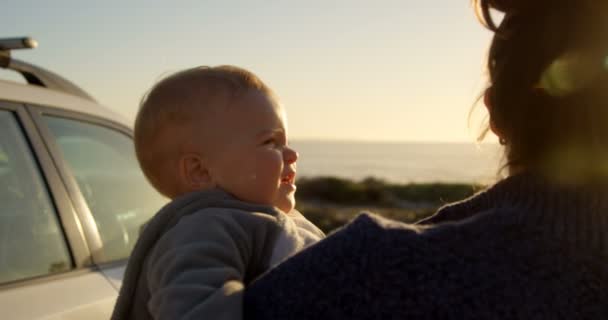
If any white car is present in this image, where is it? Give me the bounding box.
[0,37,167,319]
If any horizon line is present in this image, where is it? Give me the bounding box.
[290,138,499,145]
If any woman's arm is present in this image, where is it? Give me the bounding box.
[244,213,438,319]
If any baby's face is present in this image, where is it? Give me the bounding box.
[205,90,298,213]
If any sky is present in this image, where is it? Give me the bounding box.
[2,0,495,143]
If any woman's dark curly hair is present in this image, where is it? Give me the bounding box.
[473,0,608,181]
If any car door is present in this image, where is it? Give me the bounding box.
[28,105,167,296]
[0,102,118,320]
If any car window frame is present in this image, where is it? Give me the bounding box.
[0,101,93,289]
[26,104,136,266]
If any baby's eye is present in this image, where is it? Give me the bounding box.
[262,138,277,146]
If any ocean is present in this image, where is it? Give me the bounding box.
[290,140,504,184]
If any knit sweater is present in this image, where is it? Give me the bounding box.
[244,173,608,319]
[111,189,324,320]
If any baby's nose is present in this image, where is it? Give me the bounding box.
[284,146,298,164]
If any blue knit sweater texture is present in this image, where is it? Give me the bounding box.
[244,173,608,319]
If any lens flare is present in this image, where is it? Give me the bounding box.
[544,144,608,185]
[538,53,604,97]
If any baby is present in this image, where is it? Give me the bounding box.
[111,66,324,320]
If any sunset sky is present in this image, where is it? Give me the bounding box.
[3,0,495,142]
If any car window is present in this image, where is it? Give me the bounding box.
[44,116,168,262]
[0,110,72,284]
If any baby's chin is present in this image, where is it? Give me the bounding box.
[275,198,296,214]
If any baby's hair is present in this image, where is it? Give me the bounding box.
[134,65,275,197]
[473,0,608,178]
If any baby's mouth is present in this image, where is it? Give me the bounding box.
[281,172,296,185]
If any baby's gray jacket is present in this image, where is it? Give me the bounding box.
[111,189,324,320]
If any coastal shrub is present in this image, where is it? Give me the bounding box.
[295,176,483,232]
[388,183,481,204]
[295,177,369,204]
[297,176,481,205]
[296,204,439,233]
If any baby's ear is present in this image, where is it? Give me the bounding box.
[178,153,214,191]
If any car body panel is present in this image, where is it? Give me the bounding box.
[0,270,117,320]
[0,80,130,128]
[99,264,126,290]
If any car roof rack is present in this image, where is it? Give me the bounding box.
[0,37,96,102]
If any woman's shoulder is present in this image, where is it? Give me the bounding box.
[331,208,543,271]
[346,207,521,240]
[346,212,427,233]
[330,213,430,248]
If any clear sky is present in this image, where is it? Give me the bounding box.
[3,0,495,142]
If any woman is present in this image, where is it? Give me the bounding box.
[244,0,608,318]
